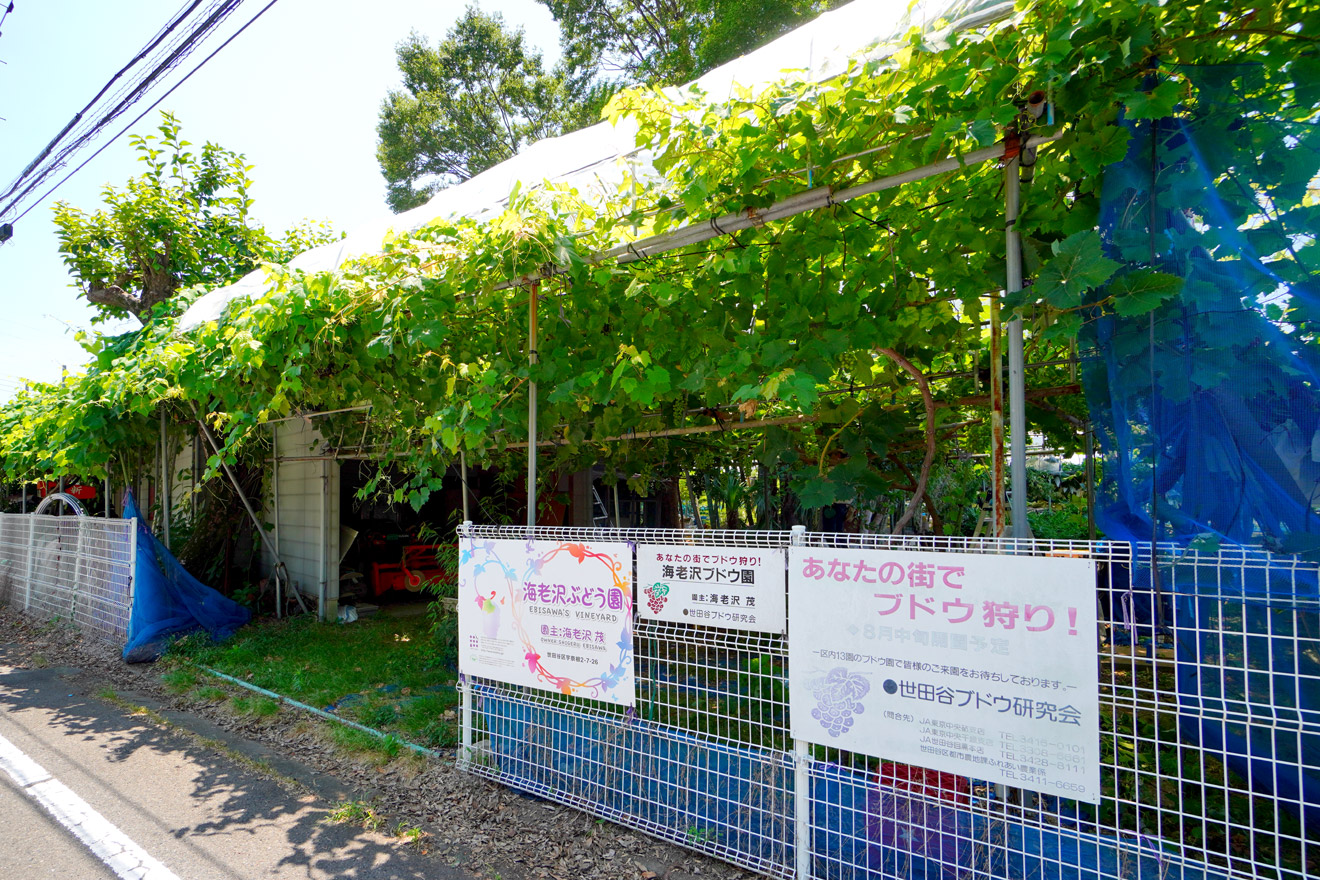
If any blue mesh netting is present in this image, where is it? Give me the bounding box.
[1079,83,1320,827]
[479,689,1227,879]
[122,492,250,662]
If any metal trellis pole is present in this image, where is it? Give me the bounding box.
[460,450,471,523]
[790,524,813,880]
[160,407,171,549]
[527,282,539,530]
[1006,149,1032,538]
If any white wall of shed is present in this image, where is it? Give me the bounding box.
[263,420,340,620]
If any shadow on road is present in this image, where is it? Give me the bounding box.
[0,645,458,880]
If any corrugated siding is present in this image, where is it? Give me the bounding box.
[264,421,339,612]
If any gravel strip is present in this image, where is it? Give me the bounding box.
[0,608,760,880]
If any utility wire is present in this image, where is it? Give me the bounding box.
[6,0,282,227]
[0,0,239,216]
[0,0,251,224]
[1,2,206,208]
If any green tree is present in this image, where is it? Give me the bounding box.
[539,0,842,86]
[377,6,599,213]
[52,113,332,325]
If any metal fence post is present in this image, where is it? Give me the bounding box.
[23,514,36,611]
[69,515,87,622]
[459,519,474,769]
[126,516,138,642]
[789,523,812,880]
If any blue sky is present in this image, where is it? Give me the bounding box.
[0,0,560,400]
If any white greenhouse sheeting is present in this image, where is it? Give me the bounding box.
[180,0,1012,330]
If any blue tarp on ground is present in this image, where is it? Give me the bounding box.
[121,492,250,662]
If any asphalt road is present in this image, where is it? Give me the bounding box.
[0,651,459,879]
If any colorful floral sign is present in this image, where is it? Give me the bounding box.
[636,545,786,633]
[459,537,635,705]
[788,547,1100,803]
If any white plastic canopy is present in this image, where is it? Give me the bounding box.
[178,0,1012,330]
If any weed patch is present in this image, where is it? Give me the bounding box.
[328,800,384,831]
[168,614,459,749]
[161,669,198,694]
[232,695,280,717]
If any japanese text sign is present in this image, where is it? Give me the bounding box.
[459,537,635,705]
[637,545,786,633]
[788,547,1100,803]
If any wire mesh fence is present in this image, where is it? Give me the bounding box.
[458,525,1317,880]
[0,513,135,644]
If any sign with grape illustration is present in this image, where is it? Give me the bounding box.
[636,545,786,633]
[788,547,1100,803]
[459,537,635,706]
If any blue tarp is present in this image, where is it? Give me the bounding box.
[122,492,250,662]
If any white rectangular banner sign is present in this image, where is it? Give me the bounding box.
[459,537,635,706]
[637,545,786,633]
[789,547,1100,803]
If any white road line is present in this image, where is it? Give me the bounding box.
[0,730,180,880]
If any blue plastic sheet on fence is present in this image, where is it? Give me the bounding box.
[812,762,1228,880]
[478,690,1229,879]
[122,492,251,662]
[478,686,793,872]
[1079,94,1320,828]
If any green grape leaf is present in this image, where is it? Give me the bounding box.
[1035,231,1121,309]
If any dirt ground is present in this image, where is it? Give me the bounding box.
[0,607,758,880]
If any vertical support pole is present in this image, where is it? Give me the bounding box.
[105,467,112,518]
[989,297,1006,537]
[70,516,86,621]
[272,423,282,618]
[1005,152,1032,539]
[126,515,138,641]
[613,483,622,529]
[160,407,171,550]
[1085,420,1097,541]
[23,513,36,611]
[459,520,474,769]
[790,524,813,879]
[526,282,539,530]
[20,482,25,514]
[460,450,471,523]
[319,458,329,622]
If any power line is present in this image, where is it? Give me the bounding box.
[0,0,240,216]
[3,2,205,199]
[0,0,257,227]
[6,0,283,229]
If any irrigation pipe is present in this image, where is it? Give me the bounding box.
[198,666,440,759]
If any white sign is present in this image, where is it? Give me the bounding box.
[637,545,786,633]
[459,537,635,706]
[788,547,1100,803]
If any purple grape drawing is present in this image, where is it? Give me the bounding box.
[811,667,870,737]
[643,583,669,614]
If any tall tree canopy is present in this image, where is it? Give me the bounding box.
[376,0,840,213]
[377,6,600,213]
[52,114,334,325]
[540,0,842,85]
